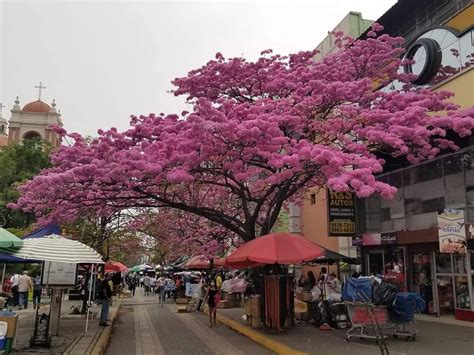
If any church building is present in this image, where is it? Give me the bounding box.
[0,83,63,148]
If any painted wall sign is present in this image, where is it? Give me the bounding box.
[327,190,356,236]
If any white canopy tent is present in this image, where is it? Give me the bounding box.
[2,234,104,334]
[2,234,103,264]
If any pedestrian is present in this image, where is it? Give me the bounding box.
[175,276,182,298]
[18,271,32,310]
[157,276,166,305]
[10,272,20,307]
[205,279,218,327]
[196,278,206,311]
[143,274,151,296]
[33,273,42,309]
[150,275,156,295]
[139,275,144,288]
[98,273,113,326]
[80,274,89,314]
[129,276,137,296]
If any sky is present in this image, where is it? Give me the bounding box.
[1,0,396,137]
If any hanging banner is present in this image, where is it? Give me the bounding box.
[438,209,467,253]
[327,190,356,236]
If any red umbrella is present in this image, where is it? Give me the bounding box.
[184,255,227,269]
[184,255,210,269]
[105,261,128,273]
[226,233,324,267]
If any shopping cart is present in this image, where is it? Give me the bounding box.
[385,292,421,341]
[345,301,389,344]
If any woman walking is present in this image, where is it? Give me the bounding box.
[205,280,218,327]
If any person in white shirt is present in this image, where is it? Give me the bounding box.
[18,271,32,309]
[157,276,167,305]
[150,276,156,295]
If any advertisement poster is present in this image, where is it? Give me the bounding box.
[41,261,78,286]
[327,190,356,237]
[437,209,467,253]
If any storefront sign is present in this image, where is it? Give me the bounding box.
[352,236,363,246]
[361,232,398,246]
[362,233,381,246]
[438,209,467,253]
[381,232,398,245]
[327,190,356,236]
[41,261,78,286]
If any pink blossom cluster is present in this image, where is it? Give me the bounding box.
[10,24,474,242]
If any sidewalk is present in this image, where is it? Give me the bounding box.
[11,296,121,354]
[217,307,474,355]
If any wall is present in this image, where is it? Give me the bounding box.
[313,12,373,62]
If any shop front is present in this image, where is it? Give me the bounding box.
[358,229,474,321]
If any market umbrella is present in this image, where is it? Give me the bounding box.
[184,255,226,269]
[104,261,128,273]
[226,232,325,268]
[1,234,103,264]
[184,255,209,269]
[0,228,23,248]
[130,264,153,272]
[1,234,104,334]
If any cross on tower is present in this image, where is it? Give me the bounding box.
[34,81,47,101]
[0,103,5,116]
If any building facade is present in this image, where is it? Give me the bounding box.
[354,1,474,321]
[294,12,373,259]
[0,94,63,148]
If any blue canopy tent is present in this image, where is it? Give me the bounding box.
[23,224,61,239]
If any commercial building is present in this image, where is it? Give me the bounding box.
[354,1,474,321]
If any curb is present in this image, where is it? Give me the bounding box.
[212,312,308,355]
[90,299,122,355]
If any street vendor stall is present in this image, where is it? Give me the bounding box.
[225,233,324,331]
[1,234,104,346]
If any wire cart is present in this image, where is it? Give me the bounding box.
[345,301,389,344]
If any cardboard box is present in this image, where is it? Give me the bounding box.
[251,316,263,328]
[177,305,188,313]
[244,299,251,315]
[0,315,18,338]
[217,300,234,309]
[176,298,189,304]
[223,292,236,301]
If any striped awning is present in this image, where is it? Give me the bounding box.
[2,234,103,264]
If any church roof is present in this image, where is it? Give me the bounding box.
[22,100,51,113]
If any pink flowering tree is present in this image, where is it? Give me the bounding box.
[128,209,239,264]
[10,24,474,244]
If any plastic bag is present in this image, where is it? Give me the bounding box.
[342,277,372,302]
[372,281,397,306]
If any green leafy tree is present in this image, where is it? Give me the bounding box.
[0,139,51,229]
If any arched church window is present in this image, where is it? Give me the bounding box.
[23,131,42,140]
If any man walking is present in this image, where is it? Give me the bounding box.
[98,274,112,326]
[9,273,20,307]
[18,271,32,310]
[143,274,151,296]
[32,273,42,309]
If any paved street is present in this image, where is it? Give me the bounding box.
[107,288,474,355]
[105,289,273,355]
